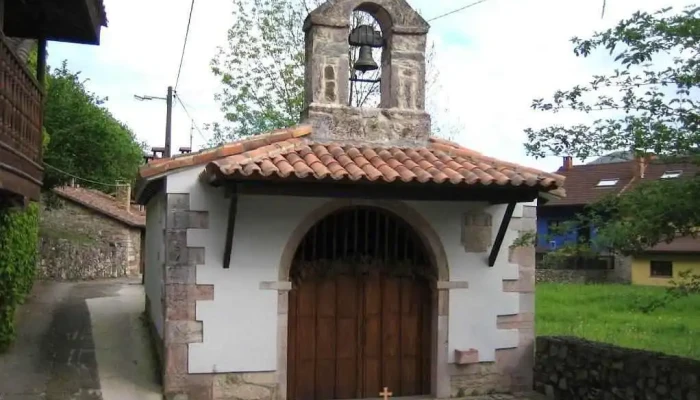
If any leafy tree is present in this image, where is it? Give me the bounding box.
[42,61,146,190]
[525,5,700,256]
[209,0,450,145]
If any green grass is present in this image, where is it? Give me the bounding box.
[536,283,700,359]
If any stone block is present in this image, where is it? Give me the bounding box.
[196,285,215,301]
[166,321,203,344]
[214,373,277,400]
[454,349,480,365]
[462,211,493,253]
[165,284,197,320]
[165,344,189,375]
[166,265,197,285]
[168,194,191,212]
[497,313,534,330]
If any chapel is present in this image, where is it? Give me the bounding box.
[136,1,565,399]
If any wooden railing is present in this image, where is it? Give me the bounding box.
[0,32,44,197]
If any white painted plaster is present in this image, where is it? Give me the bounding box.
[144,191,166,338]
[165,168,329,373]
[158,168,526,372]
[407,201,522,363]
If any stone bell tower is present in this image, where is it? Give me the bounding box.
[302,0,432,145]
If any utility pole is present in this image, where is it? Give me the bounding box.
[186,120,192,151]
[165,86,174,158]
[134,86,174,158]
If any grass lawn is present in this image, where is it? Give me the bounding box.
[536,283,700,360]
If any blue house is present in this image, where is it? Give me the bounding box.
[537,155,641,269]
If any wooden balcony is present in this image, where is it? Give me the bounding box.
[0,33,44,202]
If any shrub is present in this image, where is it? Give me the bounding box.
[0,203,39,351]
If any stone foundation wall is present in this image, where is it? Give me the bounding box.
[536,269,613,284]
[535,336,700,399]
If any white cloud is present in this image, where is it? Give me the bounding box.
[47,0,693,172]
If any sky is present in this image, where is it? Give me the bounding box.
[46,0,693,173]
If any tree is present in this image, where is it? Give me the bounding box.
[209,0,450,145]
[42,61,147,190]
[525,5,700,255]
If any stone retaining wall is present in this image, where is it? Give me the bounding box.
[535,269,612,284]
[39,198,143,280]
[534,336,700,399]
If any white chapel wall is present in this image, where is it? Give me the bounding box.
[166,168,329,373]
[145,191,166,338]
[407,201,523,363]
[165,167,528,373]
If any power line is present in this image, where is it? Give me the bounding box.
[44,163,123,188]
[428,0,491,22]
[175,95,208,144]
[175,0,196,90]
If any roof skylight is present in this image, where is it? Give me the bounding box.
[661,170,683,179]
[596,178,619,187]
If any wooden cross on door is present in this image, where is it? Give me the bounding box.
[379,387,393,400]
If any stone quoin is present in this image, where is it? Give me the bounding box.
[136,1,566,399]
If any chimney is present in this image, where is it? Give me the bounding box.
[69,178,76,188]
[151,147,166,159]
[563,156,573,171]
[115,182,132,214]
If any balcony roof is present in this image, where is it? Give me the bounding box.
[4,0,108,45]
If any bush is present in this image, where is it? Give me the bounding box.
[0,203,39,351]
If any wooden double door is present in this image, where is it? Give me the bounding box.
[288,269,432,400]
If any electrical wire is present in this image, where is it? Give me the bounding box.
[428,0,492,22]
[44,163,123,188]
[175,95,208,143]
[175,0,196,91]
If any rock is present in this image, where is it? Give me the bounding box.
[558,378,567,390]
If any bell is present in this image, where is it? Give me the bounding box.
[354,45,378,73]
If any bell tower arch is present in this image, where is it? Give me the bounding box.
[302,0,432,145]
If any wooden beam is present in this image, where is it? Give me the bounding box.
[222,186,239,269]
[36,38,47,90]
[232,180,539,204]
[488,202,517,267]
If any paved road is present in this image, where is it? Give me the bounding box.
[0,279,161,400]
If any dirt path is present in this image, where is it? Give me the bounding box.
[0,279,161,400]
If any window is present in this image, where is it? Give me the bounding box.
[596,178,619,187]
[661,170,683,179]
[650,260,673,278]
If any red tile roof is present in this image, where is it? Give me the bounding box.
[647,236,700,254]
[53,186,145,228]
[140,125,565,192]
[543,159,700,206]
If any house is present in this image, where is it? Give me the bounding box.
[136,1,565,399]
[0,0,107,207]
[39,183,146,280]
[538,156,700,285]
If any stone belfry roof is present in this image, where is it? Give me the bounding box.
[138,0,566,200]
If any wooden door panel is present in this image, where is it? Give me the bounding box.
[295,283,317,400]
[289,269,431,400]
[382,277,401,394]
[316,279,337,400]
[336,276,359,399]
[362,272,382,398]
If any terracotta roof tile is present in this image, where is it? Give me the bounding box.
[139,125,564,192]
[53,186,145,228]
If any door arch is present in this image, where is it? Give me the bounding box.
[287,207,434,400]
